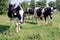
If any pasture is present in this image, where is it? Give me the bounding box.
[0,11,60,40]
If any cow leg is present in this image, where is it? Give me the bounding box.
[16,23,19,32]
[16,23,18,32]
[26,14,29,19]
[44,16,48,25]
[32,16,38,24]
[32,15,35,23]
[36,16,38,24]
[14,18,19,32]
[50,15,52,20]
[18,21,20,31]
[32,13,38,24]
[48,15,50,24]
[29,14,31,20]
[10,18,12,28]
[32,14,35,23]
[18,24,20,31]
[50,15,53,25]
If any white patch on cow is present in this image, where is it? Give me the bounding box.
[42,8,45,13]
[35,7,40,10]
[19,9,24,22]
[54,9,57,11]
[51,7,57,13]
[19,5,24,22]
[51,7,53,10]
[14,13,17,15]
[51,7,54,14]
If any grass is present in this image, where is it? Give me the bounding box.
[0,11,60,40]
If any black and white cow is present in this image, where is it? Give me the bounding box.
[42,7,52,25]
[41,6,57,25]
[35,7,44,20]
[8,5,24,32]
[35,6,57,25]
[24,8,34,19]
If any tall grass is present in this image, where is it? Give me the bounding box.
[0,11,60,40]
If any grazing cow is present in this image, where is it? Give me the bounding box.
[8,5,24,32]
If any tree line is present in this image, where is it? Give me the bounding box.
[0,0,60,14]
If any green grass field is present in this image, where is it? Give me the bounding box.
[0,11,60,40]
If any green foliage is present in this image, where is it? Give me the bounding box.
[36,0,46,7]
[56,0,60,10]
[21,1,29,11]
[0,0,8,15]
[48,1,56,7]
[30,0,35,8]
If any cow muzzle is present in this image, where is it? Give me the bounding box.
[19,20,24,24]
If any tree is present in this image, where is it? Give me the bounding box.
[21,1,29,11]
[48,1,56,7]
[56,0,60,10]
[36,0,46,7]
[0,0,8,14]
[30,0,35,9]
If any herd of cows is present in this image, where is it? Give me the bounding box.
[24,6,57,24]
[8,6,57,32]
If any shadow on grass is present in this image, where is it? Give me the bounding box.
[25,21,37,25]
[0,25,10,33]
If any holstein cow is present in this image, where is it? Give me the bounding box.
[8,5,24,32]
[35,6,57,25]
[41,6,57,25]
[24,8,34,19]
[35,7,44,20]
[33,7,44,23]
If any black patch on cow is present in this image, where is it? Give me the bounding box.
[28,8,34,15]
[8,5,21,20]
[36,8,42,17]
[43,7,51,17]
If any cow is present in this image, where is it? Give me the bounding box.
[41,6,57,25]
[35,6,57,25]
[8,5,24,32]
[24,8,34,20]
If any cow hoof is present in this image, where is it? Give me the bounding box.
[20,21,24,24]
[16,30,19,32]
